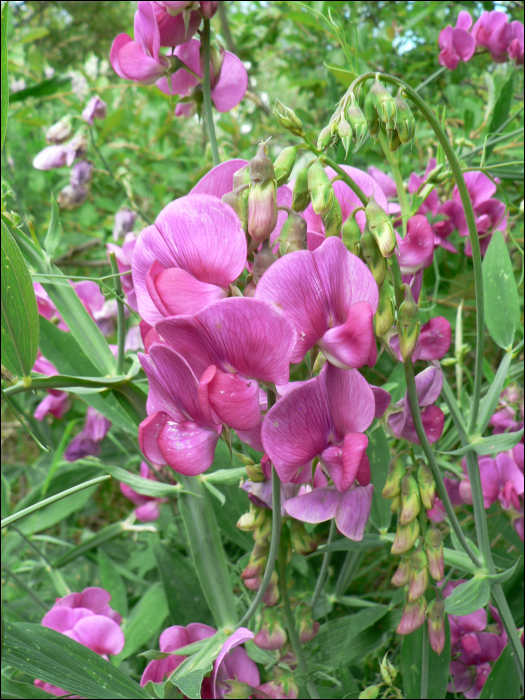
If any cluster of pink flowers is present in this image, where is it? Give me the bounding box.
[110,1,247,118]
[439,10,524,70]
[36,587,124,697]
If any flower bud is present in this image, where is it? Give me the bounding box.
[364,91,380,138]
[233,164,250,188]
[425,163,446,184]
[243,576,261,591]
[200,1,219,19]
[427,599,446,655]
[391,518,420,554]
[279,206,307,255]
[360,228,387,286]
[262,570,279,606]
[245,463,265,482]
[322,196,342,238]
[382,458,406,499]
[336,118,352,155]
[252,241,277,284]
[399,473,421,525]
[391,493,402,512]
[223,680,252,699]
[359,685,381,699]
[346,95,368,148]
[57,185,88,210]
[341,213,362,256]
[70,160,94,188]
[317,125,333,150]
[391,553,412,587]
[308,159,334,216]
[365,196,396,257]
[417,462,436,510]
[396,597,427,635]
[386,119,401,152]
[222,185,249,234]
[425,526,444,581]
[273,99,304,137]
[243,276,256,298]
[408,549,428,601]
[370,77,396,124]
[273,146,299,187]
[380,653,398,685]
[248,144,277,243]
[290,519,317,556]
[67,133,88,163]
[46,116,73,144]
[375,281,395,337]
[397,284,420,361]
[395,89,415,144]
[291,164,311,212]
[237,504,266,531]
[254,609,287,650]
[295,603,320,643]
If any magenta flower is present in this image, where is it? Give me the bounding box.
[388,362,445,445]
[32,351,71,421]
[395,215,434,275]
[64,407,111,462]
[261,362,385,493]
[389,316,452,363]
[439,11,476,70]
[490,386,524,435]
[302,165,389,251]
[367,166,401,217]
[255,237,378,370]
[119,461,168,521]
[407,158,440,218]
[82,95,107,125]
[155,297,295,431]
[471,11,524,63]
[132,194,246,325]
[156,38,248,116]
[507,21,524,64]
[458,452,524,511]
[107,232,139,312]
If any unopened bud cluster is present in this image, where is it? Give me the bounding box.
[382,457,446,654]
[237,505,279,605]
[358,654,399,699]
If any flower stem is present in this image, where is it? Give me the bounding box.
[202,19,220,167]
[378,131,409,236]
[109,252,126,376]
[277,544,320,700]
[310,519,336,611]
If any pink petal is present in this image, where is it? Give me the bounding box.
[141,656,184,686]
[335,484,374,540]
[236,422,264,452]
[147,262,227,316]
[439,47,460,71]
[160,625,190,652]
[157,420,220,475]
[463,171,497,208]
[118,41,167,84]
[135,1,161,61]
[367,167,398,199]
[457,11,473,31]
[156,9,200,47]
[190,159,248,198]
[439,25,453,51]
[396,215,434,275]
[322,433,368,493]
[371,386,391,418]
[72,615,125,655]
[496,453,524,496]
[324,364,376,436]
[33,392,70,421]
[205,368,261,430]
[157,39,201,96]
[185,622,217,644]
[219,646,260,688]
[262,376,332,483]
[452,27,476,62]
[284,487,339,523]
[418,405,445,444]
[212,628,254,700]
[318,301,375,369]
[455,608,488,634]
[210,51,248,112]
[110,34,133,80]
[135,501,162,521]
[120,480,147,507]
[79,588,112,614]
[418,317,451,361]
[139,412,170,465]
[42,607,92,633]
[415,363,444,407]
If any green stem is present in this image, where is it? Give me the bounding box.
[3,374,129,397]
[378,131,410,236]
[491,583,525,687]
[109,252,126,376]
[202,19,220,167]
[310,519,336,611]
[277,545,320,700]
[414,66,447,93]
[441,376,469,444]
[1,564,48,611]
[238,465,281,627]
[420,624,429,700]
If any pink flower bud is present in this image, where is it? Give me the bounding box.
[254,622,287,650]
[396,597,427,635]
[200,1,219,19]
[425,526,444,581]
[399,473,421,525]
[408,549,429,601]
[426,599,445,655]
[391,518,420,554]
[391,554,412,587]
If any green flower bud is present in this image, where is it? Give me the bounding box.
[364,90,381,138]
[308,159,334,216]
[425,526,444,581]
[262,570,279,606]
[425,163,446,184]
[317,125,333,151]
[245,462,265,482]
[273,146,299,187]
[408,549,429,601]
[391,553,412,587]
[237,504,266,532]
[360,228,387,286]
[291,164,311,212]
[290,519,318,556]
[346,95,368,148]
[397,284,420,361]
[417,461,436,510]
[380,652,398,685]
[341,213,362,256]
[427,599,446,655]
[382,457,406,499]
[222,184,249,233]
[223,680,252,699]
[322,196,343,238]
[233,164,250,188]
[391,518,420,554]
[399,473,421,525]
[359,685,381,699]
[370,77,396,124]
[395,89,415,144]
[279,206,308,255]
[391,493,402,512]
[365,195,396,257]
[336,118,352,155]
[273,99,304,137]
[375,281,396,337]
[389,128,402,153]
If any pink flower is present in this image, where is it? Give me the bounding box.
[507,21,524,64]
[458,452,524,511]
[367,166,401,217]
[119,461,168,521]
[389,316,452,363]
[490,386,524,435]
[82,95,107,125]
[261,362,386,494]
[64,408,111,462]
[395,215,434,275]
[132,194,246,325]
[388,362,445,445]
[472,11,524,63]
[34,392,71,421]
[439,11,476,70]
[211,627,260,699]
[107,232,139,312]
[254,237,378,370]
[156,38,248,116]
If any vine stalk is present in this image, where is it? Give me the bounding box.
[202,19,220,167]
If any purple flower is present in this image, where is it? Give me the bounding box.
[395,215,434,275]
[112,208,138,241]
[107,232,139,312]
[388,363,445,445]
[64,408,111,462]
[57,184,89,210]
[472,11,524,64]
[458,452,524,512]
[34,392,71,421]
[119,461,168,521]
[255,237,378,370]
[132,194,246,324]
[70,160,94,188]
[82,95,107,125]
[490,386,524,435]
[439,11,476,71]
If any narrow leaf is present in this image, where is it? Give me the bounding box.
[98,549,128,618]
[401,618,451,699]
[314,533,384,555]
[43,196,62,259]
[90,462,181,497]
[1,0,9,149]
[323,62,357,87]
[53,522,125,568]
[479,641,521,698]
[486,72,514,158]
[443,429,524,456]
[477,351,513,433]
[483,231,520,349]
[9,75,70,103]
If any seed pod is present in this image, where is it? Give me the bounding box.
[397,284,420,361]
[370,77,396,124]
[273,146,299,187]
[399,473,421,525]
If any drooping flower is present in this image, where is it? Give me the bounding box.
[82,95,107,125]
[255,237,378,370]
[438,11,476,71]
[132,194,246,325]
[387,362,445,445]
[119,461,168,521]
[64,407,111,462]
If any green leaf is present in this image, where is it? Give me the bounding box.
[486,558,520,585]
[444,576,491,616]
[479,633,521,698]
[113,582,169,666]
[53,522,125,568]
[91,462,181,497]
[153,540,212,627]
[1,1,9,149]
[43,197,62,259]
[1,674,56,699]
[3,622,149,699]
[486,72,514,158]
[1,222,39,378]
[323,62,357,87]
[170,632,226,699]
[314,533,384,555]
[443,429,524,456]
[9,75,71,103]
[202,467,246,485]
[477,351,513,433]
[98,548,128,618]
[483,231,520,349]
[367,425,392,532]
[401,618,451,699]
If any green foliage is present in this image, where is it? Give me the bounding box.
[400,619,451,699]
